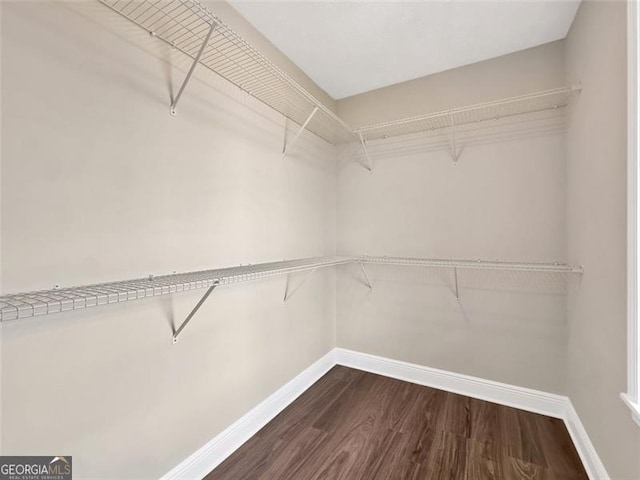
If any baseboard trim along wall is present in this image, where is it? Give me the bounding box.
[162,348,609,480]
[334,348,609,480]
[563,401,611,480]
[335,348,568,418]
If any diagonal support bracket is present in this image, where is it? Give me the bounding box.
[283,107,319,157]
[453,267,460,301]
[170,21,217,116]
[358,131,373,173]
[283,268,318,302]
[282,117,288,156]
[173,281,219,343]
[448,111,463,164]
[359,262,373,290]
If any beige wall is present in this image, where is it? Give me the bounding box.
[565,1,640,478]
[335,43,570,394]
[0,2,336,478]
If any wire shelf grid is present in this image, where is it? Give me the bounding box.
[0,256,354,322]
[360,255,583,274]
[0,255,585,322]
[355,86,579,142]
[98,0,355,145]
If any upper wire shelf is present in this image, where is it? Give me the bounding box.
[0,256,354,322]
[360,255,584,274]
[355,86,581,142]
[98,0,356,145]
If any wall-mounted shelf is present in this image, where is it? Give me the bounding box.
[0,256,353,323]
[94,0,581,165]
[354,85,581,167]
[359,255,583,301]
[0,254,583,322]
[0,254,583,338]
[354,86,580,142]
[98,0,355,146]
[360,255,583,274]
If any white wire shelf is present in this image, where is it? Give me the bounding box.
[355,86,580,142]
[0,254,583,322]
[0,256,354,322]
[360,255,584,274]
[98,0,355,145]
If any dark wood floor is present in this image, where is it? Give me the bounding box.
[206,366,587,480]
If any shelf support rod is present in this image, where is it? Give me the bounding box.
[358,131,373,173]
[283,268,318,302]
[282,117,288,156]
[173,281,219,343]
[359,262,373,290]
[283,107,319,157]
[170,21,217,116]
[448,111,461,164]
[453,267,459,301]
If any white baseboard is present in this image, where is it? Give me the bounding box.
[564,401,610,480]
[162,347,609,480]
[334,348,568,418]
[335,348,609,480]
[160,349,336,480]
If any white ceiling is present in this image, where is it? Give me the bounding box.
[228,1,581,99]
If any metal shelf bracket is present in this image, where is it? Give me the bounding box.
[358,131,373,173]
[283,107,319,158]
[170,21,217,116]
[172,280,219,343]
[359,262,373,290]
[448,112,462,164]
[453,267,459,301]
[283,267,318,302]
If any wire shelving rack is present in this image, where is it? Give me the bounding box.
[98,0,356,146]
[358,255,583,301]
[0,254,585,339]
[360,255,583,274]
[95,1,581,163]
[354,86,580,142]
[0,256,353,323]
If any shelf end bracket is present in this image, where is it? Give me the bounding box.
[359,262,373,290]
[448,111,462,164]
[283,107,319,157]
[358,131,373,173]
[453,267,459,301]
[170,21,217,116]
[173,281,219,343]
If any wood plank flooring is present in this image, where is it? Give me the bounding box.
[206,366,587,480]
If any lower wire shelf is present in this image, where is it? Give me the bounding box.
[0,256,355,323]
[0,254,583,324]
[359,255,584,274]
